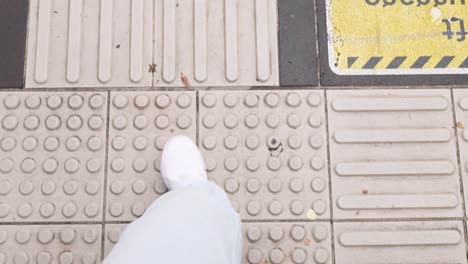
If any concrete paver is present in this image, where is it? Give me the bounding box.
[9,0,468,89]
[107,91,196,221]
[243,222,331,264]
[199,91,329,221]
[104,224,126,257]
[0,224,102,264]
[25,0,279,88]
[3,0,468,262]
[327,89,463,219]
[1,89,468,263]
[0,92,107,222]
[26,0,153,88]
[334,221,467,264]
[453,89,468,217]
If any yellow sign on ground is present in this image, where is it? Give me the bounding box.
[327,0,468,75]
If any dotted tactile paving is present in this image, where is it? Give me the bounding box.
[244,222,331,264]
[453,89,468,217]
[327,89,462,219]
[104,224,126,258]
[106,91,196,221]
[104,222,332,264]
[0,92,107,222]
[334,221,467,264]
[199,91,329,220]
[2,88,467,260]
[0,225,102,264]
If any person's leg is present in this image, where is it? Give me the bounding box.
[102,136,242,264]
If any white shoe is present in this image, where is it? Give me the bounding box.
[161,135,208,191]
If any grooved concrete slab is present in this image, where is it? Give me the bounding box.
[334,221,467,264]
[199,91,329,220]
[106,91,196,221]
[327,89,462,219]
[0,92,107,222]
[152,0,279,87]
[0,225,102,264]
[26,0,153,88]
[104,222,332,264]
[25,0,279,88]
[453,89,468,217]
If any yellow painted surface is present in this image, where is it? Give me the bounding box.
[330,0,468,69]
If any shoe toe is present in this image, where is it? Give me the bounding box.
[161,135,207,190]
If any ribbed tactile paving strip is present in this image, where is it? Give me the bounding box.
[334,221,467,264]
[327,89,462,219]
[25,0,279,88]
[452,89,468,217]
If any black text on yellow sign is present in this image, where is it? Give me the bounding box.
[327,0,468,74]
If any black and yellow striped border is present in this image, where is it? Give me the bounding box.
[346,56,468,69]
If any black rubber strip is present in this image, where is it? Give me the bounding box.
[0,0,29,88]
[278,0,318,86]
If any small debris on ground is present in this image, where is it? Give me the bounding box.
[457,121,464,129]
[303,238,311,246]
[306,209,317,221]
[362,189,368,195]
[148,64,156,73]
[181,73,191,89]
[267,136,283,157]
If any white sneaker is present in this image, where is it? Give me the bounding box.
[161,135,208,191]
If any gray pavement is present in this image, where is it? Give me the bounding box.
[1,0,468,263]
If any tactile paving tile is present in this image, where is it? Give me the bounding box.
[327,89,462,219]
[106,91,196,221]
[26,0,279,88]
[104,222,332,264]
[0,92,107,222]
[0,224,102,264]
[199,91,329,221]
[104,224,126,257]
[334,221,467,264]
[453,89,468,217]
[26,0,153,88]
[152,0,279,87]
[243,222,331,264]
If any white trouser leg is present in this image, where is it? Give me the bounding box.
[102,181,242,264]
